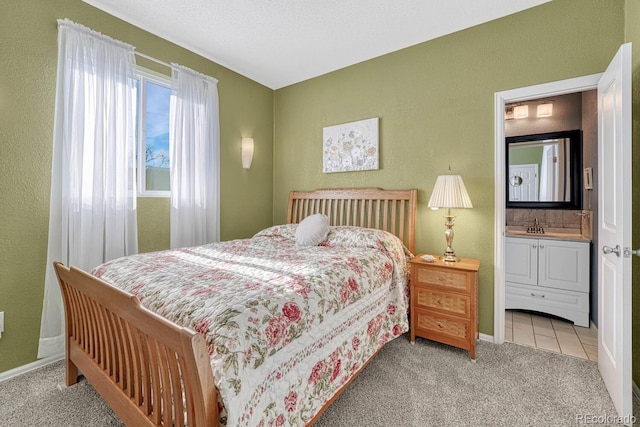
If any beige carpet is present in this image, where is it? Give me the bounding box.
[1,336,637,426]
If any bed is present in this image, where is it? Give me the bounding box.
[54,187,417,426]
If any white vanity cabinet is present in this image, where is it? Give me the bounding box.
[505,236,590,327]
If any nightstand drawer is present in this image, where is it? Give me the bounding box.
[414,287,470,318]
[414,310,472,343]
[415,267,471,293]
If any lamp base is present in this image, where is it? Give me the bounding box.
[440,214,460,262]
[441,245,460,262]
[440,253,460,263]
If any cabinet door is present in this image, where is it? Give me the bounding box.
[538,240,590,292]
[505,237,537,286]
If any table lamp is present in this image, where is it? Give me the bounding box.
[427,173,473,262]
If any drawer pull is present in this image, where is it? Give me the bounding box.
[530,292,545,298]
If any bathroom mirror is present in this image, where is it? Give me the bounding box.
[506,129,582,209]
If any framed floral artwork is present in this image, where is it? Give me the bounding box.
[322,117,379,173]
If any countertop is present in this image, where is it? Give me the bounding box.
[504,227,592,242]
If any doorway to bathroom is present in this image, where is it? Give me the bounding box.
[493,73,601,345]
[494,43,633,420]
[502,89,598,362]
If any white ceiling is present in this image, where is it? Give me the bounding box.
[82,0,550,89]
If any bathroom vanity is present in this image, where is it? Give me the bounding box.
[505,233,590,327]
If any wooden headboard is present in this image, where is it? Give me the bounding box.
[287,188,418,253]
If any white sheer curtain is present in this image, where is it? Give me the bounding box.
[38,19,138,358]
[170,64,220,248]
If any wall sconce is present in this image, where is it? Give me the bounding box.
[513,105,529,119]
[536,102,553,118]
[242,137,254,169]
[427,172,473,262]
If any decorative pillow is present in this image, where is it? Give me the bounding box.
[295,214,329,246]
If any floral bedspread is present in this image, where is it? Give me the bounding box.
[93,225,412,426]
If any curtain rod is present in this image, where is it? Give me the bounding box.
[135,51,217,84]
[135,51,171,68]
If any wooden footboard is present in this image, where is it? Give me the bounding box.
[54,262,219,427]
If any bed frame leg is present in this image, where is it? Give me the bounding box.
[66,359,79,386]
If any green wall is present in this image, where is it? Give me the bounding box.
[625,0,640,388]
[273,0,624,340]
[509,146,544,169]
[0,0,274,372]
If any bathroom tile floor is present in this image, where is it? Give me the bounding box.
[505,309,598,361]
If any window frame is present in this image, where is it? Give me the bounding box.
[136,67,172,198]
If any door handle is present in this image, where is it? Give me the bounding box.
[602,245,621,257]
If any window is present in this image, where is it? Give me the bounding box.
[136,69,172,197]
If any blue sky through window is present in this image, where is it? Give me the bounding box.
[145,81,171,168]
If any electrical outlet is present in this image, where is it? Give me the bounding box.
[0,311,4,339]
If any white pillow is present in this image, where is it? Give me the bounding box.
[295,214,330,246]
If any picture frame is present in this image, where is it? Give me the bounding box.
[322,117,379,173]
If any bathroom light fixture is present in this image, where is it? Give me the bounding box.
[505,106,515,120]
[428,172,473,262]
[537,102,553,118]
[241,137,254,169]
[513,105,529,119]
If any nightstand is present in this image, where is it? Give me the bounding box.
[409,255,480,361]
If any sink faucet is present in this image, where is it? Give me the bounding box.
[527,218,545,234]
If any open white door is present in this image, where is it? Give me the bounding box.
[597,42,632,422]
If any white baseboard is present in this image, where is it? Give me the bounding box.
[0,353,64,383]
[479,333,494,343]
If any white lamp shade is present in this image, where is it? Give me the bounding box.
[537,103,553,117]
[427,175,473,209]
[513,105,529,119]
[241,137,254,169]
